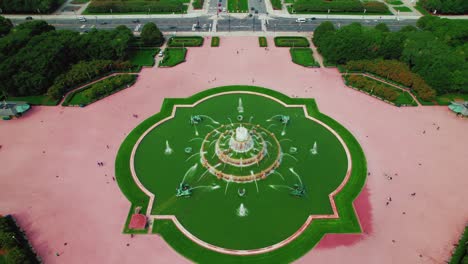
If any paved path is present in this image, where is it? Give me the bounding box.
[308,35,324,68]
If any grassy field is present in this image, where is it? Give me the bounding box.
[271,0,282,9]
[228,0,249,12]
[290,48,320,67]
[211,37,220,47]
[128,48,159,67]
[394,6,412,12]
[386,0,403,4]
[159,48,187,67]
[168,36,204,47]
[7,95,59,106]
[259,37,268,47]
[275,37,310,47]
[115,85,367,263]
[435,93,468,105]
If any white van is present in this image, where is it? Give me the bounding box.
[296,18,306,23]
[78,16,87,22]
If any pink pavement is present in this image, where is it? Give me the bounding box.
[0,36,467,264]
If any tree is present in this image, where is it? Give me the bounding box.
[0,231,17,249]
[375,23,390,32]
[4,247,31,264]
[0,16,13,36]
[140,22,164,46]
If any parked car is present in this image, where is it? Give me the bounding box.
[158,50,164,57]
[132,19,140,23]
[25,16,33,20]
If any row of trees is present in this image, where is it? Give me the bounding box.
[346,75,399,102]
[0,0,64,13]
[293,0,388,13]
[87,0,185,13]
[0,20,134,97]
[313,17,468,95]
[419,0,468,15]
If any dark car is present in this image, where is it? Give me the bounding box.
[25,16,33,20]
[100,21,108,25]
[132,19,140,23]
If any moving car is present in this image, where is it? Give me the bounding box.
[296,18,306,23]
[78,16,87,22]
[158,50,164,57]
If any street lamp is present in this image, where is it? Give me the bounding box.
[110,8,113,24]
[228,12,231,32]
[252,13,255,32]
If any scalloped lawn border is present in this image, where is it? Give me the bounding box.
[115,85,367,263]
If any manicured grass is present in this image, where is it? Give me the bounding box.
[386,0,403,5]
[211,37,220,47]
[7,95,60,106]
[435,93,468,106]
[127,48,159,67]
[287,5,392,15]
[271,0,282,9]
[275,36,309,47]
[394,6,412,12]
[129,37,164,48]
[259,37,268,47]
[115,85,367,263]
[449,225,468,264]
[159,48,187,67]
[167,36,204,47]
[192,0,205,9]
[228,0,249,12]
[71,0,89,3]
[62,74,137,106]
[415,2,431,15]
[290,48,320,67]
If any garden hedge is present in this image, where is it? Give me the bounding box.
[0,215,40,264]
[87,0,185,13]
[167,36,204,47]
[274,37,309,47]
[293,0,389,13]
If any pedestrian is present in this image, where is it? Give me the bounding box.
[131,234,134,238]
[106,145,109,149]
[237,50,239,54]
[97,162,100,167]
[437,126,440,130]
[55,252,60,256]
[423,130,426,134]
[411,192,416,196]
[112,177,115,181]
[386,201,389,206]
[387,197,392,202]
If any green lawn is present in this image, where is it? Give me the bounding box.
[386,0,403,4]
[275,36,310,47]
[394,6,412,12]
[7,95,59,106]
[290,48,320,67]
[128,48,159,67]
[167,36,204,47]
[115,85,367,263]
[211,37,220,47]
[259,37,268,47]
[159,48,187,67]
[62,74,137,106]
[435,93,468,105]
[228,0,249,12]
[271,0,282,9]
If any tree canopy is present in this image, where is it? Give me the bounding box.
[0,16,13,36]
[141,22,164,46]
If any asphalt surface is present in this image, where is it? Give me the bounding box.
[9,16,416,33]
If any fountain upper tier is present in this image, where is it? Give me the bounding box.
[229,126,254,153]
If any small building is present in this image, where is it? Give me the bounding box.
[448,101,468,117]
[0,101,31,120]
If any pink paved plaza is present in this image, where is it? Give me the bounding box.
[0,37,467,264]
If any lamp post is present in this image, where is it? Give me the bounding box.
[252,13,255,32]
[110,8,113,24]
[228,12,231,32]
[95,16,97,26]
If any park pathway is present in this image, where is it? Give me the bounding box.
[308,36,324,68]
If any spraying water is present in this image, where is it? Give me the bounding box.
[165,140,173,155]
[199,115,220,124]
[191,185,220,191]
[282,153,298,162]
[267,124,277,130]
[189,137,203,142]
[194,125,199,136]
[181,163,198,184]
[197,163,221,182]
[266,115,284,122]
[251,171,259,193]
[271,170,285,181]
[269,184,294,191]
[249,116,254,123]
[237,203,248,217]
[237,98,244,113]
[280,138,292,142]
[310,141,318,155]
[289,167,303,187]
[185,151,206,162]
[227,117,234,127]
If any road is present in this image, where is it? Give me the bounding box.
[8,16,416,33]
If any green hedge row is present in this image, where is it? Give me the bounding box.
[87,0,185,13]
[0,215,40,264]
[259,37,268,47]
[449,225,468,264]
[47,60,134,100]
[0,0,64,13]
[167,36,204,47]
[293,0,389,13]
[274,36,309,47]
[345,60,436,101]
[211,37,220,47]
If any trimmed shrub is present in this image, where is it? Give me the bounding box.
[211,37,220,47]
[192,0,205,9]
[345,59,436,101]
[347,75,399,102]
[271,0,282,10]
[259,37,268,47]
[86,0,185,13]
[167,36,204,47]
[293,0,388,13]
[80,74,137,103]
[274,36,309,47]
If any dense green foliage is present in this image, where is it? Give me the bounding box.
[0,216,39,264]
[274,36,309,47]
[419,0,468,14]
[167,36,204,47]
[290,48,319,67]
[345,60,436,101]
[65,74,137,106]
[211,36,220,47]
[192,0,204,9]
[159,48,187,67]
[345,75,417,106]
[293,0,389,14]
[141,22,164,46]
[0,21,134,98]
[449,225,468,264]
[313,17,468,95]
[259,36,268,47]
[0,16,13,36]
[86,0,185,13]
[48,60,133,100]
[0,0,64,13]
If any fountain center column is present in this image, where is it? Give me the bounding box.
[229,125,254,153]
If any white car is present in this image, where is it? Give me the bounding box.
[78,16,87,22]
[296,18,306,23]
[158,50,164,57]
